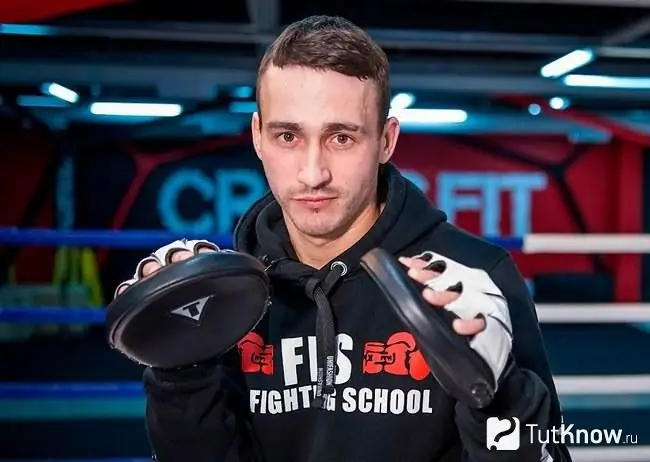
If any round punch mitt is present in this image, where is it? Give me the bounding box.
[106,251,270,369]
[360,248,497,409]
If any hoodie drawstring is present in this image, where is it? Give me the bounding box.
[305,261,347,410]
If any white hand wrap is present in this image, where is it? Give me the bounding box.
[114,239,224,299]
[413,251,513,385]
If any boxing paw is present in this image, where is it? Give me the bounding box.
[114,239,225,299]
[106,239,270,369]
[361,247,511,408]
[413,250,513,387]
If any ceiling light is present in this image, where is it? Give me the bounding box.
[389,108,467,124]
[562,74,650,89]
[90,102,183,117]
[540,49,595,79]
[528,104,542,116]
[41,83,78,104]
[549,97,570,110]
[390,93,416,110]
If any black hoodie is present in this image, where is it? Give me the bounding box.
[143,163,572,462]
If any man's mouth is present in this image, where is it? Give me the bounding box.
[293,196,335,207]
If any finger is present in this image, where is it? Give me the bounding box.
[407,267,441,285]
[141,260,161,277]
[452,318,486,336]
[170,249,194,263]
[398,256,429,270]
[422,288,460,306]
[197,246,217,253]
[116,284,129,296]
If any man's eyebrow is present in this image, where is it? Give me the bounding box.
[324,122,363,133]
[264,121,365,134]
[265,121,302,132]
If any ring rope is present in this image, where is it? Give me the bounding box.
[555,374,650,395]
[1,376,649,399]
[2,304,649,324]
[6,228,650,254]
[524,234,650,253]
[536,304,650,323]
[0,453,646,462]
[0,228,525,250]
[0,374,650,399]
[570,446,650,462]
[0,228,496,251]
[0,228,234,249]
[0,381,145,399]
[0,459,153,462]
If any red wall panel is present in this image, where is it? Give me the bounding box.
[0,0,130,22]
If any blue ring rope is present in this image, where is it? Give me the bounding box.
[0,228,523,250]
[0,307,106,324]
[0,382,144,399]
[0,460,151,462]
[2,380,649,402]
[0,228,233,249]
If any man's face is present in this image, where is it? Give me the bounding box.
[252,65,399,239]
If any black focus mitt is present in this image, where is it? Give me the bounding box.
[361,248,514,409]
[106,240,270,370]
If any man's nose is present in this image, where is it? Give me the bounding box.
[297,145,331,188]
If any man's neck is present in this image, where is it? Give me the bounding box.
[286,201,383,270]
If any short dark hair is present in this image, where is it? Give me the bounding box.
[256,15,391,128]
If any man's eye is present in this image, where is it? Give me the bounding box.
[334,134,351,144]
[279,132,295,143]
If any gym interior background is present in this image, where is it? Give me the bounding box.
[1,0,650,460]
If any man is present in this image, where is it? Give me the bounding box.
[115,15,571,462]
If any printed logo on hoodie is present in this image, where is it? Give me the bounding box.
[236,331,436,416]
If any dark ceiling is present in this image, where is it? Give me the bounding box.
[51,0,650,36]
[1,0,649,138]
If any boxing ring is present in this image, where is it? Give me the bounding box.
[1,228,650,462]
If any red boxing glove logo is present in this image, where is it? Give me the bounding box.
[363,342,391,375]
[362,332,429,381]
[237,332,274,375]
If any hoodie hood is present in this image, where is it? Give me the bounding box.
[234,162,447,281]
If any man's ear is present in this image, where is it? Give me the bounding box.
[251,112,262,160]
[380,116,400,163]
